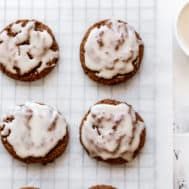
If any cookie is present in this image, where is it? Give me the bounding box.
[80,19,144,85]
[0,102,68,164]
[0,19,59,81]
[80,99,146,164]
[89,185,117,189]
[20,187,39,189]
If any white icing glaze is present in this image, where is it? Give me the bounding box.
[0,102,67,158]
[0,21,59,75]
[84,19,143,79]
[81,103,145,161]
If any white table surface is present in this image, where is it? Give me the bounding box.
[173,1,189,133]
[173,0,189,188]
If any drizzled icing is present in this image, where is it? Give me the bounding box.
[0,20,59,75]
[84,19,143,79]
[0,102,67,158]
[81,103,145,161]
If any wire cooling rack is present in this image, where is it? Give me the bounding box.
[0,0,172,188]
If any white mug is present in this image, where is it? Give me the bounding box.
[175,1,189,56]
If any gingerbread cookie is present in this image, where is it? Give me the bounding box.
[89,185,117,189]
[0,102,68,164]
[80,99,146,164]
[80,19,144,85]
[0,19,59,81]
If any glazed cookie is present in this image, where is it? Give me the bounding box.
[0,19,59,81]
[80,19,144,85]
[89,185,117,189]
[80,99,146,164]
[0,102,68,164]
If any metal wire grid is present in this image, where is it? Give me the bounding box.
[0,0,156,188]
